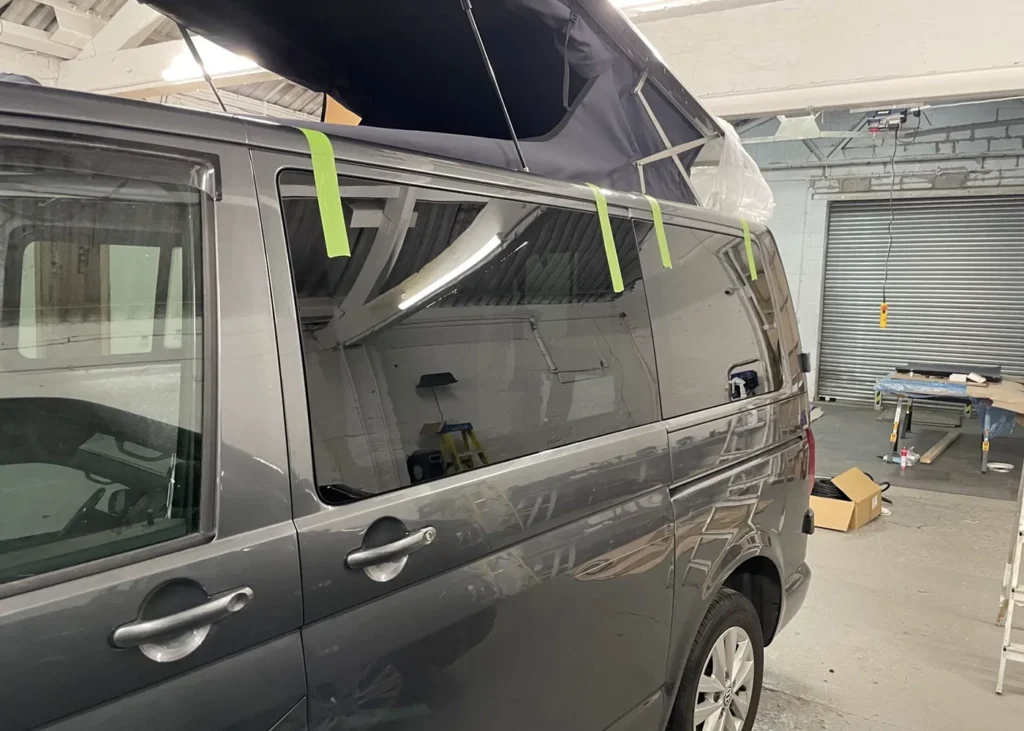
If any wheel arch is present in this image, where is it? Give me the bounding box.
[722,555,783,645]
[661,529,785,731]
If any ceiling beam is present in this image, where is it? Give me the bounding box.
[25,0,91,10]
[702,66,1024,119]
[0,19,80,59]
[50,7,105,50]
[58,39,277,97]
[75,1,164,59]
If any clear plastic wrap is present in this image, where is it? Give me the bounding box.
[875,376,1017,437]
[876,377,968,399]
[980,404,1017,438]
[689,117,775,225]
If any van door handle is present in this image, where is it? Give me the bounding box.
[346,526,437,569]
[111,587,254,649]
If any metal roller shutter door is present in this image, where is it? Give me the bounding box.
[818,195,1024,402]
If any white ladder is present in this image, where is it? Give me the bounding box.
[996,456,1024,694]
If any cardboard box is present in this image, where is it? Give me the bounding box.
[810,468,883,532]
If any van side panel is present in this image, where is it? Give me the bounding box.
[41,634,306,731]
[0,120,303,731]
[663,398,807,686]
[634,217,810,720]
[251,149,677,731]
[295,426,676,731]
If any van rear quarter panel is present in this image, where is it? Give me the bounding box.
[663,397,808,685]
[632,214,810,716]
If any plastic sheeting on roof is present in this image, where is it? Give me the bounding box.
[143,0,721,204]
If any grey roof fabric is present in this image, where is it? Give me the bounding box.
[144,0,717,203]
[0,73,41,85]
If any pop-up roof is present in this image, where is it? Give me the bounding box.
[143,0,721,203]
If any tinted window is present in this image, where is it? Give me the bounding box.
[759,230,803,389]
[278,173,659,499]
[639,223,783,418]
[0,141,206,584]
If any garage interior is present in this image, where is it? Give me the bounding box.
[3,0,1024,728]
[648,1,1024,727]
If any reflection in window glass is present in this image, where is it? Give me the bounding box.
[108,244,160,354]
[639,224,784,418]
[17,242,38,358]
[278,173,660,500]
[165,248,184,349]
[16,241,180,358]
[0,142,206,585]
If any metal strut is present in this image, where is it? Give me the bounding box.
[460,0,529,172]
[177,24,229,114]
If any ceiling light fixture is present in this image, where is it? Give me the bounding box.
[162,37,260,82]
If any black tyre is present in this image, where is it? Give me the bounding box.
[672,588,764,731]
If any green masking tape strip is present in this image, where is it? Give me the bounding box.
[586,184,624,293]
[299,128,350,258]
[741,219,758,281]
[643,194,672,269]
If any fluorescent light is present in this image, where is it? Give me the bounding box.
[162,37,260,82]
[399,235,502,311]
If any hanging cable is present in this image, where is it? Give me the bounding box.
[177,24,229,115]
[877,111,921,326]
[431,387,447,424]
[879,127,900,303]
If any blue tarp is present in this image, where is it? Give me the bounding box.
[876,376,1016,437]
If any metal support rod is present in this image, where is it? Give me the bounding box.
[177,24,228,115]
[460,0,529,172]
[635,137,712,168]
[635,87,691,183]
[826,113,870,159]
[802,139,826,162]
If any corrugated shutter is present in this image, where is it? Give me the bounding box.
[818,196,1024,401]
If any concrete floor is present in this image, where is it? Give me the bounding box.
[755,485,1024,730]
[814,403,1024,502]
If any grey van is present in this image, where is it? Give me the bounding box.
[0,82,812,731]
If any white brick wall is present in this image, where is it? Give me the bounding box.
[749,101,1024,398]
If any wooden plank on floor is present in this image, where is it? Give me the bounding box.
[920,430,961,465]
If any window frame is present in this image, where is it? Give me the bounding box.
[273,165,660,508]
[718,234,786,396]
[752,229,802,391]
[254,148,651,521]
[0,134,220,600]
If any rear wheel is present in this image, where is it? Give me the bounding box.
[674,588,764,731]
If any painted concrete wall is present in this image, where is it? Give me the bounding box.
[634,0,1024,116]
[742,101,1024,397]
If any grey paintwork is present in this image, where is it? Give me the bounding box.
[0,84,810,731]
[0,106,303,731]
[42,635,306,731]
